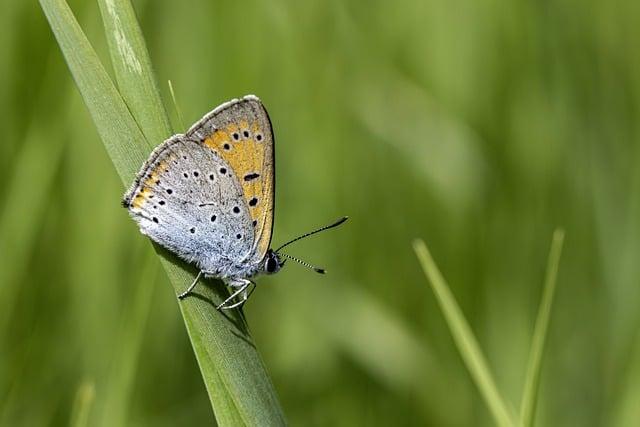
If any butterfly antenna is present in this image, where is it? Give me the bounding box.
[274,216,349,253]
[279,252,326,274]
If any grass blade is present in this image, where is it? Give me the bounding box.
[0,120,65,335]
[70,380,95,427]
[39,0,286,425]
[97,0,171,145]
[519,229,565,427]
[39,0,147,184]
[413,239,516,427]
[98,249,157,427]
[168,79,186,131]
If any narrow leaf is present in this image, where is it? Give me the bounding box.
[98,250,157,427]
[168,79,186,131]
[97,0,171,145]
[39,0,147,184]
[519,229,565,427]
[413,239,516,427]
[0,122,65,335]
[70,380,95,427]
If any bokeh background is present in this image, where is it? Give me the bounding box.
[2,0,640,425]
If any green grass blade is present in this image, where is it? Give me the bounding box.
[413,239,516,427]
[96,0,171,145]
[168,79,186,131]
[0,121,65,335]
[70,380,95,427]
[39,0,147,184]
[519,229,565,427]
[98,249,157,427]
[39,1,286,425]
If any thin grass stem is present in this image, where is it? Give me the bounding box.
[413,239,516,427]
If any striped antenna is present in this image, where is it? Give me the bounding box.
[274,216,348,253]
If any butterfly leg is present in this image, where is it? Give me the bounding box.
[178,270,203,300]
[216,279,254,310]
[245,280,257,300]
[221,280,257,310]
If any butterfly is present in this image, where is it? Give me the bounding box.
[122,95,347,309]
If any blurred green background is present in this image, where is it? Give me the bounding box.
[2,0,640,425]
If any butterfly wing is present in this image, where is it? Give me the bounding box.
[123,135,255,275]
[187,95,275,265]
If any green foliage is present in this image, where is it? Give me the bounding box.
[2,0,640,425]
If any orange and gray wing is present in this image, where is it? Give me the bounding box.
[187,95,275,263]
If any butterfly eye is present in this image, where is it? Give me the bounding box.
[255,133,263,141]
[264,251,282,274]
[266,257,277,273]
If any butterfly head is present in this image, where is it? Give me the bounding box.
[264,249,284,275]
